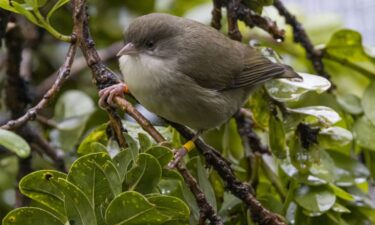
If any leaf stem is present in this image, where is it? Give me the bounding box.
[33,9,71,42]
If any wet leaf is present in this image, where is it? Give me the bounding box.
[318,126,353,148]
[266,73,331,102]
[295,185,336,213]
[0,129,30,158]
[288,106,341,125]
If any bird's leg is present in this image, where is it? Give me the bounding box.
[168,130,202,168]
[98,82,129,108]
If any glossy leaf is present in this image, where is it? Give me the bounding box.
[146,146,173,167]
[139,133,152,152]
[318,126,353,148]
[19,170,66,221]
[67,152,121,224]
[288,106,341,125]
[113,150,134,182]
[0,129,30,158]
[325,29,375,74]
[124,153,162,194]
[295,185,336,213]
[2,207,64,225]
[77,123,108,155]
[54,178,97,225]
[266,73,331,102]
[105,191,189,225]
[147,195,190,221]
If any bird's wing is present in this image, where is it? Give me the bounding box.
[227,48,299,89]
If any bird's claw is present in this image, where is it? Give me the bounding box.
[168,147,188,168]
[98,83,128,108]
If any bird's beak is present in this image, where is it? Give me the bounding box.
[117,43,137,56]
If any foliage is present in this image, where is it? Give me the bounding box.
[1,0,375,225]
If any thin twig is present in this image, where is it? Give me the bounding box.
[35,41,123,98]
[213,0,285,41]
[234,109,271,154]
[273,0,330,79]
[177,164,224,225]
[1,43,77,130]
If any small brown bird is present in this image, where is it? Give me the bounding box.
[99,13,300,167]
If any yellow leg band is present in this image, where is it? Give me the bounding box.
[183,140,195,152]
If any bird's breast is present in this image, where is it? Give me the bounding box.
[118,54,243,130]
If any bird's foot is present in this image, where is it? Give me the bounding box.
[168,140,195,168]
[98,83,129,108]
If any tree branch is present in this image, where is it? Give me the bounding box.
[0,43,77,130]
[212,0,285,41]
[273,0,330,80]
[71,0,126,148]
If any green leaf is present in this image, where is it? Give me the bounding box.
[47,0,70,22]
[25,0,47,8]
[325,29,375,74]
[124,133,139,163]
[328,151,369,186]
[329,184,354,201]
[105,191,156,225]
[105,191,189,225]
[77,123,108,155]
[139,133,152,152]
[265,73,331,102]
[0,129,30,158]
[362,81,375,126]
[19,170,67,221]
[0,2,39,25]
[54,178,97,225]
[113,150,134,182]
[147,195,190,221]
[222,119,244,161]
[124,153,162,194]
[318,126,353,148]
[288,106,341,125]
[336,94,363,115]
[187,157,217,210]
[295,185,336,213]
[2,207,64,225]
[353,116,375,151]
[269,111,286,159]
[67,152,121,224]
[146,146,173,167]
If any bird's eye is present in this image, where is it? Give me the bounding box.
[145,40,154,49]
